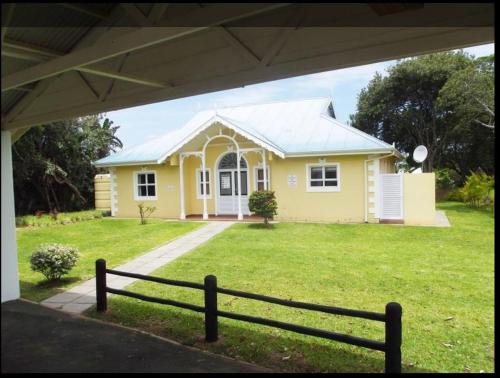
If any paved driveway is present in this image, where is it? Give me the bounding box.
[1,300,269,373]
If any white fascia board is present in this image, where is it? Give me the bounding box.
[93,160,159,168]
[285,148,395,158]
[156,114,218,164]
[215,115,285,158]
[156,115,285,164]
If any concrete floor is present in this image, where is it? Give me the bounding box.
[1,299,269,373]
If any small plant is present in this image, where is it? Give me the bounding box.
[248,190,278,227]
[30,243,79,281]
[460,171,494,208]
[138,203,157,225]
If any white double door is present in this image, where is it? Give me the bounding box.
[217,169,250,215]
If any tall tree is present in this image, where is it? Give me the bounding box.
[12,115,122,215]
[349,51,494,183]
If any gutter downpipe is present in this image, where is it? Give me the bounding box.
[364,150,397,223]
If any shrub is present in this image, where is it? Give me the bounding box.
[460,171,494,208]
[248,190,278,226]
[30,243,79,281]
[435,168,456,190]
[447,188,464,202]
[138,203,156,225]
[435,168,457,201]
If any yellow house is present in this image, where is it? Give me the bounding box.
[95,98,434,224]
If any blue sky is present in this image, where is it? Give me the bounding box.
[106,43,494,149]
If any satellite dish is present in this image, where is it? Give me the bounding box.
[413,145,428,163]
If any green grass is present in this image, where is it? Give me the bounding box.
[17,219,203,302]
[16,209,107,228]
[87,202,494,373]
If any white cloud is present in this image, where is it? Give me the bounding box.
[460,43,495,58]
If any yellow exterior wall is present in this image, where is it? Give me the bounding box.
[271,155,367,223]
[110,146,370,222]
[94,174,111,211]
[114,164,180,218]
[403,173,436,225]
[112,142,264,218]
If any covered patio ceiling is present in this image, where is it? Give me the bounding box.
[1,3,494,139]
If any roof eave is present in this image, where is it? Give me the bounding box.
[285,148,398,158]
[93,160,160,168]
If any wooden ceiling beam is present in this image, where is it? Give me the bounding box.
[58,3,111,21]
[2,4,288,92]
[2,39,168,89]
[120,3,154,27]
[1,3,16,43]
[214,27,261,66]
[148,4,168,25]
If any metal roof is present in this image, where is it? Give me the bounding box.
[94,97,396,167]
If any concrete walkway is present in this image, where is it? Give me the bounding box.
[2,299,269,373]
[434,210,451,227]
[41,221,234,314]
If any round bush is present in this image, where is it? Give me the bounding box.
[30,244,79,281]
[248,190,278,226]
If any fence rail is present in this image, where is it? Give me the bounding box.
[96,259,402,373]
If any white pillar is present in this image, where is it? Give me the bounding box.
[236,149,243,220]
[179,155,186,219]
[202,153,208,220]
[1,130,20,302]
[262,149,268,190]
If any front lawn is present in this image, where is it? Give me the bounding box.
[17,219,203,302]
[87,202,494,373]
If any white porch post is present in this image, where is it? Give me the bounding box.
[1,130,20,302]
[237,149,243,220]
[262,149,268,190]
[202,152,208,220]
[179,154,186,220]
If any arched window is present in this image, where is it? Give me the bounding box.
[218,153,247,169]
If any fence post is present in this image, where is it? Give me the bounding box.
[385,302,402,373]
[96,259,107,312]
[204,275,218,342]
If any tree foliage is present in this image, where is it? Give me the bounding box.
[13,115,122,215]
[349,51,494,183]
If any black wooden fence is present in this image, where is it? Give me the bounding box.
[95,259,402,373]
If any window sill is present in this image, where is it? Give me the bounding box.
[134,196,158,201]
[306,187,340,193]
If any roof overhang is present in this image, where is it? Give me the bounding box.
[285,148,401,159]
[1,3,493,132]
[93,160,159,168]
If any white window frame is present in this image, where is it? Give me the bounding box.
[305,163,340,192]
[196,168,212,199]
[253,166,271,191]
[133,170,158,200]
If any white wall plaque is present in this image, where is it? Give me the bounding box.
[287,174,297,187]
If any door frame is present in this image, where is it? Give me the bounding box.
[214,151,250,215]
